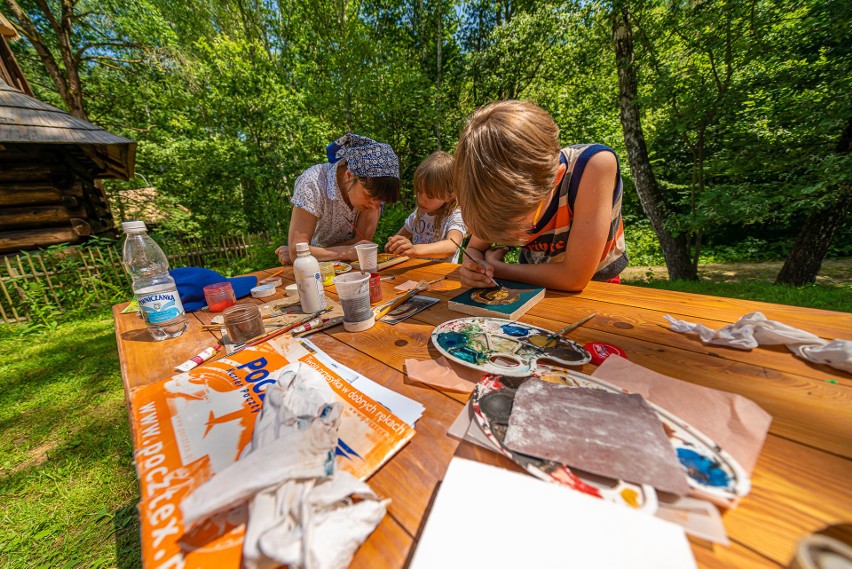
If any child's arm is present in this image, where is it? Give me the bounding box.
[286,206,369,262]
[477,152,619,291]
[388,229,464,259]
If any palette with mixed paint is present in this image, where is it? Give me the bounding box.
[471,373,657,513]
[472,369,751,508]
[431,317,591,377]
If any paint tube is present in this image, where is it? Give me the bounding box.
[175,345,221,372]
[292,316,344,337]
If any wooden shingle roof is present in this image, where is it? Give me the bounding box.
[0,79,136,179]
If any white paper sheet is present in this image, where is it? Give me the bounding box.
[297,338,425,426]
[410,458,697,569]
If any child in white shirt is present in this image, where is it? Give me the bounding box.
[385,151,467,263]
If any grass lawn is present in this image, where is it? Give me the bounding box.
[0,310,141,569]
[0,263,846,568]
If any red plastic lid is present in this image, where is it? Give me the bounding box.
[584,342,627,366]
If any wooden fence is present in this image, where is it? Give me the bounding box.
[0,232,274,324]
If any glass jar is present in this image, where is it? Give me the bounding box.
[204,282,236,312]
[319,262,336,287]
[369,272,382,303]
[223,304,264,344]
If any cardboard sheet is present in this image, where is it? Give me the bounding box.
[503,380,690,496]
[592,356,772,474]
[410,458,697,569]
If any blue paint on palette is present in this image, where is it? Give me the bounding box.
[677,448,731,488]
[450,346,483,364]
[437,331,467,350]
[501,324,530,337]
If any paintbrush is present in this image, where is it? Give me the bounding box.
[448,237,501,288]
[374,281,431,320]
[551,313,596,338]
[351,222,369,242]
[393,275,446,295]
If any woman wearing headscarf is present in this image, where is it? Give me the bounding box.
[276,133,401,264]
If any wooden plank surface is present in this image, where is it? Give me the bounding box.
[113,260,852,569]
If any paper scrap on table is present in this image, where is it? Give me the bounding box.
[180,362,387,569]
[665,311,852,373]
[404,356,480,393]
[394,279,420,292]
[592,356,772,474]
[503,380,690,496]
[409,457,696,569]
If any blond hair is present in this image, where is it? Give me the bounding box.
[413,151,457,235]
[453,100,561,243]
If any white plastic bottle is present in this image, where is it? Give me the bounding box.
[121,221,187,340]
[292,242,326,313]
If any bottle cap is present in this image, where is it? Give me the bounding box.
[295,242,310,255]
[122,220,146,232]
[583,342,627,366]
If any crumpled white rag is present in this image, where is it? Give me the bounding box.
[664,312,851,373]
[180,362,388,569]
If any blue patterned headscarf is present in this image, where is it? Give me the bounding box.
[326,133,399,179]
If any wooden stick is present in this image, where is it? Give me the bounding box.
[374,282,429,320]
[266,268,285,279]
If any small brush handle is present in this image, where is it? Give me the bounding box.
[449,238,501,288]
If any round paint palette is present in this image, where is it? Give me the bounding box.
[472,373,658,513]
[431,317,591,377]
[333,262,351,275]
[529,368,750,507]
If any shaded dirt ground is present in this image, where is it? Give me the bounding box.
[621,258,851,285]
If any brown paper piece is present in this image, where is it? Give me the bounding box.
[503,381,690,496]
[592,356,772,474]
[394,280,420,292]
[404,356,480,393]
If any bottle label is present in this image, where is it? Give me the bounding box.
[138,291,185,323]
[296,272,326,311]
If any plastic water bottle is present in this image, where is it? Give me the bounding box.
[121,221,187,340]
[292,242,326,313]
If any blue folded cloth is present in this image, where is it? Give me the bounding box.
[170,267,258,312]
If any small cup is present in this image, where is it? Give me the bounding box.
[369,272,382,304]
[204,282,236,312]
[319,262,336,286]
[333,272,374,331]
[354,243,378,273]
[223,304,264,344]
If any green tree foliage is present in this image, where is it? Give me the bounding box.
[1,0,848,279]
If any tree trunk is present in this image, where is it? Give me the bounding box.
[776,117,852,286]
[612,1,697,281]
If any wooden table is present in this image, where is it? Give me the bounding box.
[113,259,852,568]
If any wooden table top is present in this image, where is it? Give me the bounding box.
[113,259,852,569]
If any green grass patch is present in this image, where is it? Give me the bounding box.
[0,310,141,569]
[624,278,852,313]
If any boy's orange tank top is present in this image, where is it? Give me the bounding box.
[521,144,628,281]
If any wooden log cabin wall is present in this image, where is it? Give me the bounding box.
[0,16,136,255]
[0,143,119,253]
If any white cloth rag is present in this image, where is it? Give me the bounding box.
[664,312,852,373]
[179,362,388,569]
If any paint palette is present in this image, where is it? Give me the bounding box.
[471,374,658,513]
[431,317,591,377]
[333,262,351,275]
[484,368,750,508]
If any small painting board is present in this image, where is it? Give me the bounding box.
[350,253,408,272]
[379,295,439,325]
[448,279,544,320]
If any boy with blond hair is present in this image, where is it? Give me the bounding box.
[454,100,627,291]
